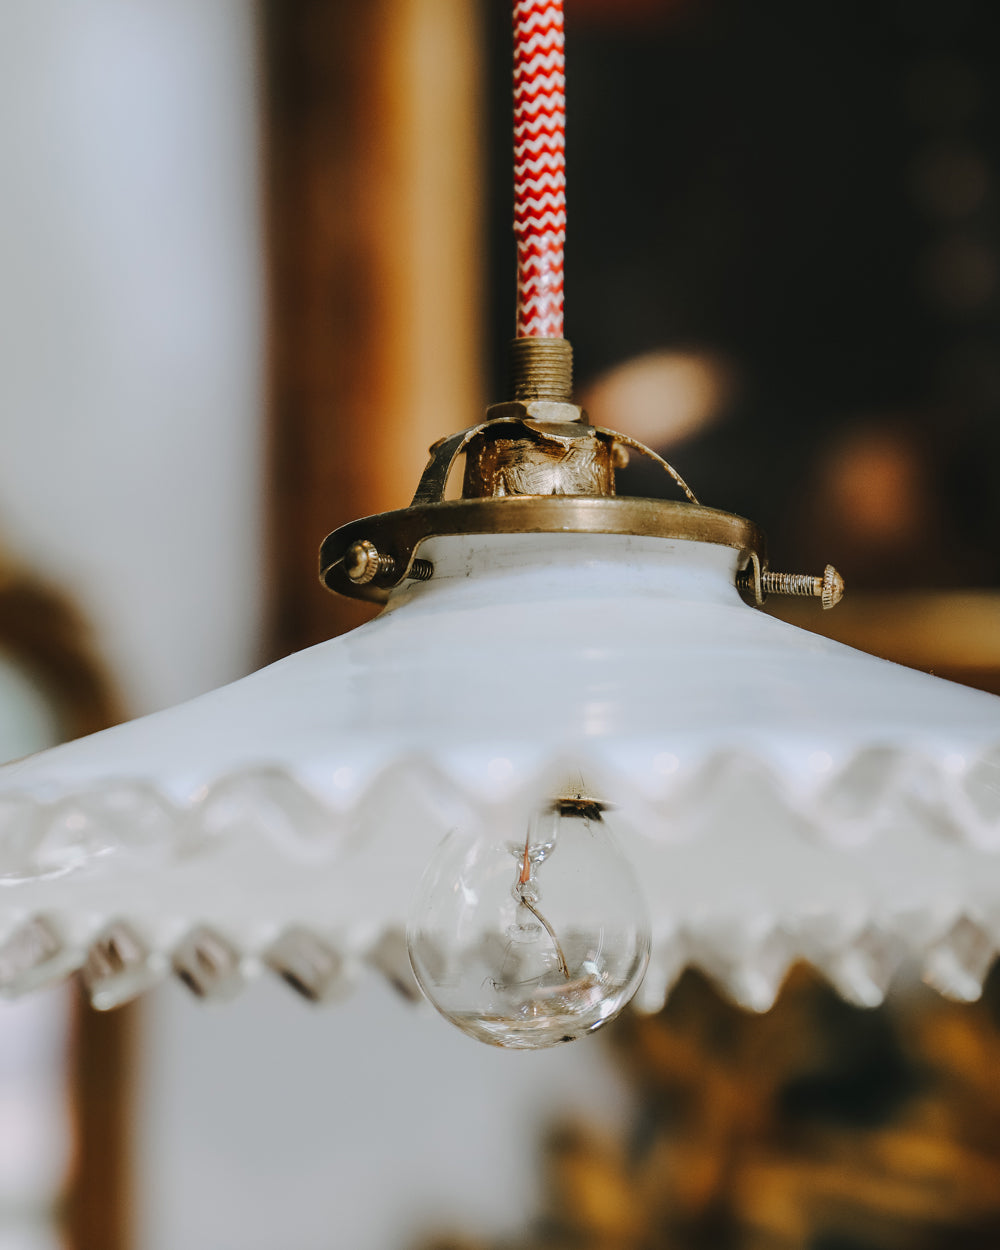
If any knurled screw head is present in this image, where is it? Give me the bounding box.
[821,564,845,610]
[344,539,381,585]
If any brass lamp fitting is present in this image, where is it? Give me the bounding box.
[318,336,843,613]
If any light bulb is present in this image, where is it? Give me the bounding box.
[407,792,651,1048]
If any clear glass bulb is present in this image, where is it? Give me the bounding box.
[406,793,651,1048]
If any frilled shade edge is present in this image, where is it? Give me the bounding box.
[0,534,998,1012]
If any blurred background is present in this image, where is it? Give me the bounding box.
[1,1,999,1248]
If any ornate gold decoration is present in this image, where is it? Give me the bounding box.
[416,967,1000,1250]
[461,420,615,499]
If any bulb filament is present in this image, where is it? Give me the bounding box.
[517,893,570,979]
[516,826,570,980]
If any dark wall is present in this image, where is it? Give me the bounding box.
[485,0,1000,586]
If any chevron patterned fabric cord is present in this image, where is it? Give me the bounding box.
[514,0,566,338]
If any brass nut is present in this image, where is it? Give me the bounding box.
[484,400,586,426]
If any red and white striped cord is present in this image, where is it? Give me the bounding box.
[513,0,566,339]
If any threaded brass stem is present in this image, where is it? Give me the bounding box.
[736,564,845,609]
[762,572,821,597]
[736,569,821,598]
[508,337,573,402]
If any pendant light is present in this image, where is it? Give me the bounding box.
[0,1,998,1047]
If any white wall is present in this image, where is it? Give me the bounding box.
[0,679,72,1250]
[138,977,635,1250]
[0,0,266,716]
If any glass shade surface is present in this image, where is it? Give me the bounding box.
[0,533,998,1011]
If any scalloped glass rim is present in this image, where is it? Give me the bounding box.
[0,532,997,1012]
[0,750,996,1010]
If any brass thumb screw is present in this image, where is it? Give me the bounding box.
[737,563,845,609]
[344,540,433,586]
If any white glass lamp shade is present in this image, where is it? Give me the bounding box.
[0,532,999,1012]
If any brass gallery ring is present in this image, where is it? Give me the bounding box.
[320,495,765,604]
